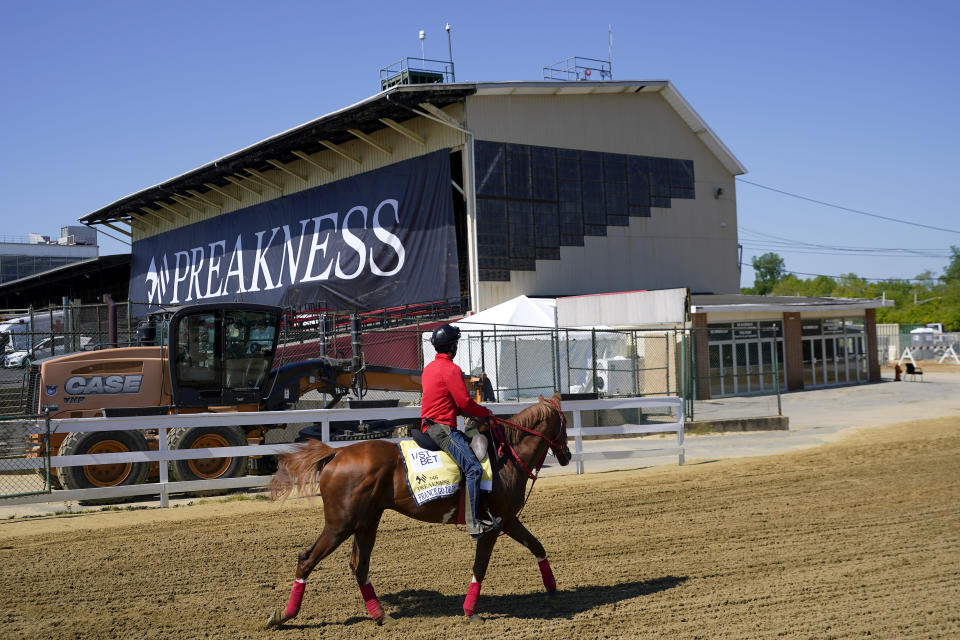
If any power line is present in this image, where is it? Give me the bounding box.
[741,245,949,258]
[740,263,942,283]
[737,178,960,235]
[739,226,949,257]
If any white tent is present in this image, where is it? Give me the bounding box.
[454,295,557,329]
[421,296,631,401]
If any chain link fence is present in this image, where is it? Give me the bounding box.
[0,301,135,416]
[0,415,50,498]
[1,300,809,439]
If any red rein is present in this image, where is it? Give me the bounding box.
[490,398,567,481]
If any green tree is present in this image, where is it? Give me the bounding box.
[942,246,960,283]
[750,252,785,295]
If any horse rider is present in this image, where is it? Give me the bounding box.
[421,323,501,539]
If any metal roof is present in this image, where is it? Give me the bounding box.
[79,80,746,232]
[79,84,476,228]
[691,294,894,313]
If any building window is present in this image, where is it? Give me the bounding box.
[706,321,785,397]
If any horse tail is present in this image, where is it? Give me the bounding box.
[269,440,338,502]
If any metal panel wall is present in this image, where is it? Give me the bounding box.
[465,92,739,309]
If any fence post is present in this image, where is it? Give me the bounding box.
[62,297,72,352]
[677,402,685,466]
[493,325,500,403]
[665,331,670,396]
[480,330,486,381]
[689,329,697,421]
[48,308,55,357]
[573,408,584,474]
[513,335,520,400]
[157,426,170,508]
[591,329,597,394]
[552,329,560,395]
[679,330,687,414]
[103,294,117,349]
[772,331,782,416]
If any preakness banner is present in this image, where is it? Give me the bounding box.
[130,151,459,312]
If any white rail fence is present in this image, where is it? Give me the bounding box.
[1,397,683,507]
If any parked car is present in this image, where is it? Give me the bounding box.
[2,336,90,368]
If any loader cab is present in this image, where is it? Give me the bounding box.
[166,303,281,407]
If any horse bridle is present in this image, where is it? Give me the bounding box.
[489,397,570,481]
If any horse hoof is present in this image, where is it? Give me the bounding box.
[466,613,484,624]
[265,608,290,629]
[377,613,395,626]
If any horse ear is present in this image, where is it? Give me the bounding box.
[538,394,544,401]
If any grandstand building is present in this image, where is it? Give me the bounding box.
[76,79,886,396]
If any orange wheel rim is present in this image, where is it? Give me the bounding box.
[187,434,232,479]
[82,440,133,487]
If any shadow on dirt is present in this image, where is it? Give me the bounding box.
[368,575,688,621]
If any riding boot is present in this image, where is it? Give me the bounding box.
[466,479,501,538]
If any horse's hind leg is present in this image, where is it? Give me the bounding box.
[504,519,557,596]
[265,523,351,628]
[350,512,389,623]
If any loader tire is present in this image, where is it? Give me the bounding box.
[57,430,150,504]
[167,426,249,484]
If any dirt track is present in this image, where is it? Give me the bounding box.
[1,417,958,639]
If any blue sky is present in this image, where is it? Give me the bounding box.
[2,1,957,290]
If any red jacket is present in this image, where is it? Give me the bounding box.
[420,353,491,431]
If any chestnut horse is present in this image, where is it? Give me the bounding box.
[265,392,571,626]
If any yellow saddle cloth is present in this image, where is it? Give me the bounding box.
[399,440,494,506]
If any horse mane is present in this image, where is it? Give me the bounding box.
[501,395,557,447]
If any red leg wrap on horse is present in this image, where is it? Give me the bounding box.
[284,580,306,618]
[359,582,383,620]
[538,558,556,592]
[463,581,482,616]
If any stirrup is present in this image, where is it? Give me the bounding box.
[469,515,501,539]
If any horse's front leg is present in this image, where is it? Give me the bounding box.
[464,531,500,621]
[504,519,557,596]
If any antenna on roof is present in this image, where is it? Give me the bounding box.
[419,29,426,65]
[608,24,613,72]
[446,23,455,82]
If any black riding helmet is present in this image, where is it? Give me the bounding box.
[431,324,461,347]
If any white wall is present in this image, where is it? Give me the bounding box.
[465,90,740,310]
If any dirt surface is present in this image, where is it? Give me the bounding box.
[1,417,958,639]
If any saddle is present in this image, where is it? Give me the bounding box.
[412,424,490,462]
